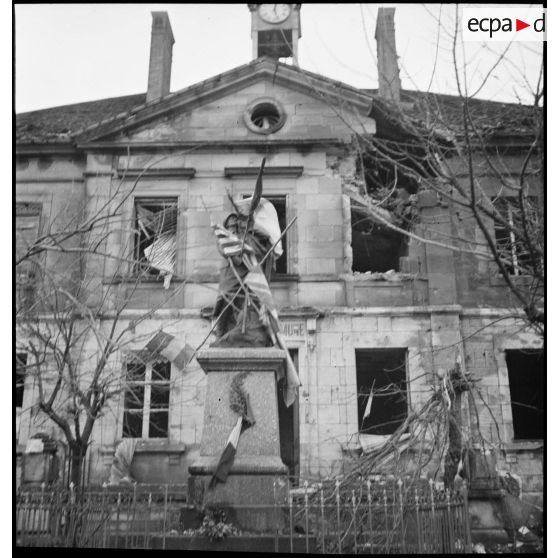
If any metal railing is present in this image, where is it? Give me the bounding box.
[15,483,193,549]
[16,477,471,552]
[281,477,472,554]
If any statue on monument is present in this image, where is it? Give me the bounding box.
[210,158,301,406]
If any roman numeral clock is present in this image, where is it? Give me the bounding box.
[248,4,302,60]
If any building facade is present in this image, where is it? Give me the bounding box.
[16,6,543,508]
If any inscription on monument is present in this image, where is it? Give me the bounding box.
[281,322,305,337]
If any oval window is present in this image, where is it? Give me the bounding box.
[244,98,286,135]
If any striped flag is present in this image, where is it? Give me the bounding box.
[144,331,194,371]
[209,416,243,489]
[143,231,176,289]
[213,224,255,257]
[244,269,277,313]
[244,269,301,407]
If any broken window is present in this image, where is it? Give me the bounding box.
[134,198,178,287]
[505,349,544,440]
[355,349,407,435]
[122,357,171,439]
[493,197,539,276]
[351,208,405,273]
[242,194,288,274]
[267,196,288,275]
[16,202,42,309]
[16,353,27,409]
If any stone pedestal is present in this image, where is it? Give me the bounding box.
[188,348,289,532]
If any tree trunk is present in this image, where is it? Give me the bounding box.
[69,443,87,487]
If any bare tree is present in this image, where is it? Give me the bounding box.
[344,7,545,336]
[15,161,191,486]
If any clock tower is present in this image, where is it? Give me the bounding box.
[248,4,301,60]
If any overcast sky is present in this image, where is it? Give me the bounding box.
[14,3,544,113]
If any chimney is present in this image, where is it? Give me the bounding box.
[375,8,401,103]
[147,12,175,103]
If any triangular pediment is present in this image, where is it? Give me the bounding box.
[76,58,375,145]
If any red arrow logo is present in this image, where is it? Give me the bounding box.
[516,19,530,31]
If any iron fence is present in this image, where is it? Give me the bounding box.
[16,477,471,553]
[282,477,472,554]
[15,483,193,549]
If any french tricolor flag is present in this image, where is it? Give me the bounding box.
[144,330,194,371]
[209,396,255,489]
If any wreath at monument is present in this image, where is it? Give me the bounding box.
[209,371,256,489]
[229,371,255,425]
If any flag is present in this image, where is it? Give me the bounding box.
[209,396,256,489]
[244,268,277,313]
[213,224,255,257]
[236,197,283,258]
[363,384,374,420]
[143,231,176,288]
[282,351,301,408]
[145,330,194,370]
[209,416,242,489]
[109,439,137,485]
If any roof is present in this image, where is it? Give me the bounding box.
[16,58,539,145]
[16,93,146,143]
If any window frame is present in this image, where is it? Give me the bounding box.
[266,195,289,276]
[350,207,406,274]
[240,192,293,277]
[354,348,408,436]
[122,357,171,439]
[132,197,179,278]
[493,196,539,277]
[504,349,544,441]
[15,202,43,309]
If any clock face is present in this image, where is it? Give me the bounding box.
[258,4,291,24]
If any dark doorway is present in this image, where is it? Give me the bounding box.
[277,349,300,481]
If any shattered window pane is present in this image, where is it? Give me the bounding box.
[267,196,287,275]
[351,208,404,273]
[493,197,539,276]
[355,349,407,435]
[242,194,288,274]
[134,198,178,285]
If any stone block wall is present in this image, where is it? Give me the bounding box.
[16,155,87,301]
[128,80,374,144]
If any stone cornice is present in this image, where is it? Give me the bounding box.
[76,138,348,151]
[116,167,196,179]
[16,143,82,156]
[224,166,303,178]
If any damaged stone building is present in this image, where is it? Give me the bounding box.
[16,4,542,520]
